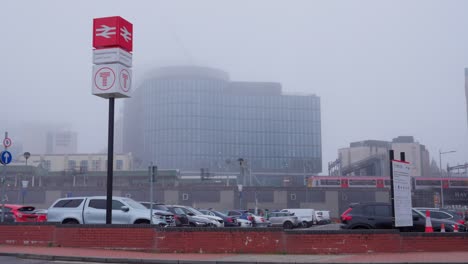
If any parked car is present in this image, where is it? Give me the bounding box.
[2,204,45,222]
[185,207,224,227]
[250,213,270,227]
[0,208,15,223]
[340,202,465,232]
[267,211,299,229]
[226,210,254,222]
[165,206,190,227]
[139,202,176,226]
[199,209,239,227]
[315,210,331,225]
[32,209,48,222]
[280,208,315,227]
[413,207,466,226]
[237,218,253,227]
[47,196,169,226]
[166,205,215,227]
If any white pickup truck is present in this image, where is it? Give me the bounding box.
[47,196,174,226]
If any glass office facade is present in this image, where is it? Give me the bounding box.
[123,66,321,173]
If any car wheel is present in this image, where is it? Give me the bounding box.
[283,221,294,229]
[302,221,309,228]
[63,219,79,224]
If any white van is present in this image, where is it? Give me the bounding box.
[314,210,331,224]
[280,208,315,227]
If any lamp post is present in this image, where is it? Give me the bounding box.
[439,150,456,208]
[23,152,30,166]
[237,184,243,209]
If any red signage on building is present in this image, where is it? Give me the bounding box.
[93,16,133,52]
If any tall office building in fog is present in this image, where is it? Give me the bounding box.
[123,66,322,173]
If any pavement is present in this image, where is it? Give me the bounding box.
[1,245,468,264]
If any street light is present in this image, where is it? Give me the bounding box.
[237,184,243,209]
[439,150,456,208]
[23,152,30,166]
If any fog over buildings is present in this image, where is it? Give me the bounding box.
[2,1,468,174]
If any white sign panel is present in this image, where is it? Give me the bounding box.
[392,160,413,227]
[93,48,132,67]
[92,63,132,98]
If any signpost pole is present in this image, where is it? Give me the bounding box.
[389,150,395,227]
[105,98,115,224]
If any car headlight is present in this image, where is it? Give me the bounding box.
[152,214,164,220]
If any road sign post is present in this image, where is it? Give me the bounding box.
[1,132,12,223]
[92,16,133,224]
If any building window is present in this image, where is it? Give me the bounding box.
[68,160,76,170]
[92,160,101,171]
[80,160,88,173]
[116,160,123,170]
[43,160,51,171]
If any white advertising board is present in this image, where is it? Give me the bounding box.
[392,160,413,227]
[92,63,132,98]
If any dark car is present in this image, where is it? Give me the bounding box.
[166,205,213,227]
[0,208,15,223]
[340,202,465,232]
[199,209,239,227]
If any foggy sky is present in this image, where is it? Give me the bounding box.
[2,0,468,174]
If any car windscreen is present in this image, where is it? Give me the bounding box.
[187,207,204,216]
[123,198,147,209]
[213,211,228,217]
[18,206,35,212]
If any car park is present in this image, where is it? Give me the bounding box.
[340,202,466,232]
[267,211,299,229]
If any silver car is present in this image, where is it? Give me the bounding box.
[267,212,300,229]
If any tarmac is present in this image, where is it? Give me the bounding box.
[1,245,468,264]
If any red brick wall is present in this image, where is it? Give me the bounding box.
[54,225,155,250]
[0,225,467,254]
[0,225,54,246]
[154,229,284,253]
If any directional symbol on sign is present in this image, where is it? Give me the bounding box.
[0,151,12,165]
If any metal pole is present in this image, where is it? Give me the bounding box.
[439,150,444,208]
[106,98,115,224]
[0,165,5,223]
[389,150,395,228]
[149,164,153,224]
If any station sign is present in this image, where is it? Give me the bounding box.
[92,63,132,98]
[93,16,133,52]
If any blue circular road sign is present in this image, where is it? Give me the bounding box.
[0,151,12,165]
